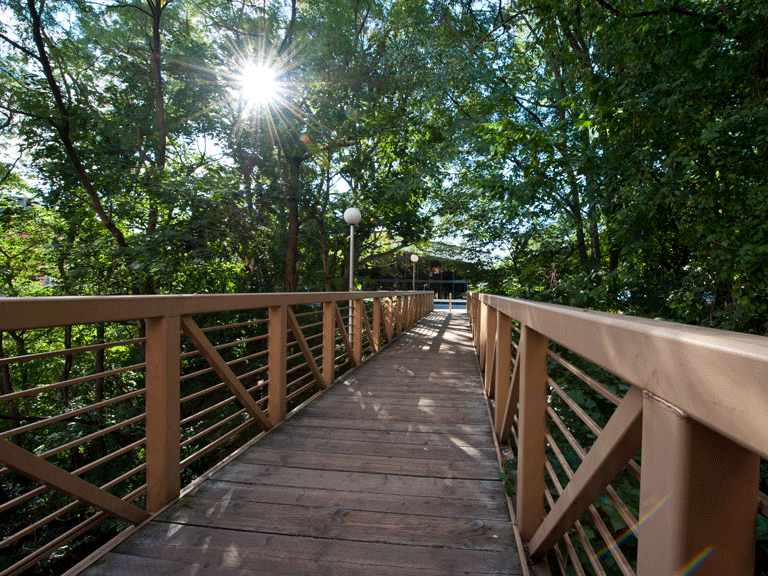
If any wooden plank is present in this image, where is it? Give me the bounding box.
[183,479,508,519]
[84,550,514,576]
[238,448,499,480]
[181,316,272,431]
[282,415,493,436]
[158,500,512,551]
[106,523,522,575]
[297,403,490,424]
[299,395,489,408]
[0,440,148,525]
[255,434,498,461]
[213,461,503,499]
[279,423,492,445]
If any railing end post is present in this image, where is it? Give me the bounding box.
[145,314,181,513]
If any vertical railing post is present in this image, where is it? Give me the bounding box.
[145,314,180,513]
[268,305,287,426]
[516,324,549,540]
[494,310,513,441]
[479,301,488,366]
[372,297,381,352]
[394,296,403,337]
[322,301,335,388]
[384,296,393,343]
[352,298,363,365]
[637,392,760,576]
[403,295,410,331]
[484,305,497,397]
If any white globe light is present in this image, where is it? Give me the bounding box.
[410,254,419,263]
[344,207,362,225]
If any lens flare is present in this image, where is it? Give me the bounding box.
[591,494,670,560]
[673,546,714,576]
[239,63,279,106]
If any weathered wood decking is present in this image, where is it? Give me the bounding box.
[80,311,523,576]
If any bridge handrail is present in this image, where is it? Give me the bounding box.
[0,291,433,576]
[468,292,768,576]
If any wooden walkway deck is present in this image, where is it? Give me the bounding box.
[80,311,523,576]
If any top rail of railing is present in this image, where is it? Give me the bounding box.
[467,291,768,576]
[0,291,429,331]
[471,292,768,459]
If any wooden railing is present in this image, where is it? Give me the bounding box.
[468,292,768,576]
[0,291,433,576]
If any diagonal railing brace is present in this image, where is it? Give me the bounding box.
[181,316,272,431]
[0,440,149,524]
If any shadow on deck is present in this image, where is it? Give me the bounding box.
[78,311,524,576]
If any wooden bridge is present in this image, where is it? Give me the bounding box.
[78,310,523,576]
[2,291,768,576]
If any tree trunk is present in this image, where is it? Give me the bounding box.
[316,216,333,291]
[284,155,303,292]
[61,325,73,406]
[0,334,21,446]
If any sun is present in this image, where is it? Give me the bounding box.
[239,63,279,107]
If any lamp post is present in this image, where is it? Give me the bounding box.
[344,207,362,342]
[344,207,362,292]
[410,254,419,291]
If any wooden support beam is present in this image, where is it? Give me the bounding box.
[181,316,272,431]
[498,354,520,444]
[383,296,393,343]
[516,325,549,540]
[0,440,149,525]
[402,296,410,331]
[479,302,488,366]
[372,297,381,352]
[287,307,324,392]
[322,301,336,388]
[484,307,497,397]
[394,296,403,337]
[352,299,363,366]
[528,386,643,558]
[361,300,375,353]
[145,314,181,512]
[494,310,513,440]
[268,305,287,426]
[637,391,760,576]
